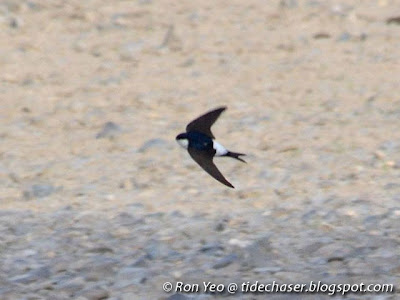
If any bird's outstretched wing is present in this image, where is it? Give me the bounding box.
[188,147,234,188]
[186,107,226,139]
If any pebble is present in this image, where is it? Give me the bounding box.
[279,0,298,8]
[10,266,51,284]
[313,32,331,39]
[199,242,224,254]
[138,138,170,152]
[83,257,119,281]
[386,16,400,25]
[211,253,238,269]
[9,16,23,28]
[95,122,122,139]
[77,286,110,300]
[115,267,148,288]
[253,266,282,274]
[23,183,58,199]
[119,41,144,61]
[337,32,351,42]
[228,238,252,248]
[55,277,86,296]
[241,236,275,268]
[130,255,150,268]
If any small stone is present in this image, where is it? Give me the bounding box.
[23,183,57,199]
[172,270,182,278]
[337,32,351,42]
[254,266,282,273]
[10,266,51,284]
[84,257,118,281]
[119,41,144,61]
[392,208,400,217]
[115,267,148,288]
[384,183,400,190]
[380,140,399,152]
[385,160,396,167]
[279,0,298,8]
[78,286,109,300]
[22,249,37,256]
[9,16,23,28]
[179,58,195,67]
[313,32,331,39]
[393,160,400,169]
[315,243,353,261]
[120,179,133,190]
[228,238,252,248]
[130,255,150,268]
[159,25,182,51]
[374,150,385,159]
[55,277,86,295]
[212,254,238,269]
[169,210,185,218]
[241,235,276,268]
[95,122,122,139]
[386,16,400,25]
[87,246,114,254]
[330,3,351,16]
[199,242,224,254]
[69,100,87,113]
[214,221,225,232]
[138,138,169,152]
[104,194,116,201]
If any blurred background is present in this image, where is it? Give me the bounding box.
[0,0,399,299]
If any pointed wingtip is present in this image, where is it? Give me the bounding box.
[210,106,227,113]
[226,182,235,188]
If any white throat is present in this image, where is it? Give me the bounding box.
[177,138,189,149]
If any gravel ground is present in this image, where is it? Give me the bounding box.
[1,0,399,299]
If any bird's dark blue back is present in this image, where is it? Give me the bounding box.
[187,131,213,151]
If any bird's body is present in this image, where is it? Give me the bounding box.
[177,131,226,155]
[176,107,246,188]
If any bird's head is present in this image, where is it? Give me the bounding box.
[176,133,189,149]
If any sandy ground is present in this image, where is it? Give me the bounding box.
[1,0,399,299]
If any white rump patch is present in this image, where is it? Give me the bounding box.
[213,141,228,156]
[177,138,189,149]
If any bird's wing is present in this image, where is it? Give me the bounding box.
[188,147,234,188]
[186,107,226,139]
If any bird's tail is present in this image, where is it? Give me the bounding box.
[226,151,246,163]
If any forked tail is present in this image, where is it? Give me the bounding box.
[226,151,246,163]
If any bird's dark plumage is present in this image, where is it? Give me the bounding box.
[186,107,226,139]
[176,106,246,188]
[188,147,234,188]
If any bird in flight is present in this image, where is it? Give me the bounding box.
[176,106,246,188]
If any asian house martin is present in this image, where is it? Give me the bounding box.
[176,106,246,188]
